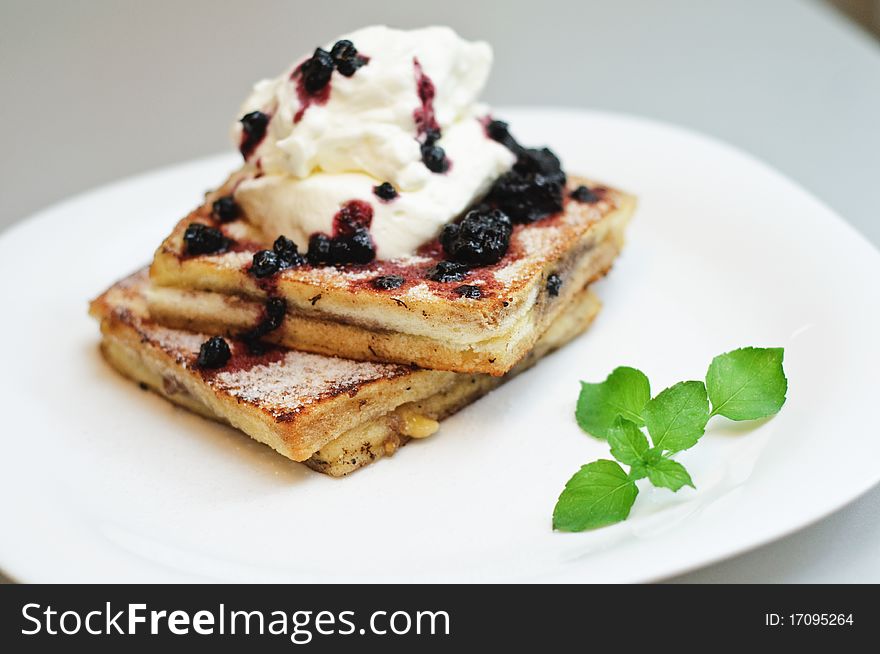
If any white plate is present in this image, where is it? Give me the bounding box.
[1,109,878,583]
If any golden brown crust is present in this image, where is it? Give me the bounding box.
[90,270,455,461]
[148,175,634,374]
[90,269,601,475]
[145,232,619,374]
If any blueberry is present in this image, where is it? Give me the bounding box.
[328,238,351,264]
[372,274,405,290]
[329,227,375,264]
[515,147,566,185]
[546,273,562,297]
[487,152,566,223]
[486,119,522,154]
[485,119,509,141]
[373,182,398,201]
[499,174,564,223]
[249,237,306,278]
[455,285,482,299]
[273,235,306,267]
[251,250,281,278]
[330,40,367,77]
[330,39,356,61]
[263,297,287,332]
[197,336,231,369]
[273,235,295,253]
[239,111,269,158]
[348,227,376,264]
[212,196,240,222]
[570,185,598,203]
[241,110,269,134]
[485,145,566,223]
[307,233,333,265]
[308,225,375,266]
[336,59,363,77]
[184,223,229,255]
[423,128,442,146]
[441,208,513,266]
[240,297,287,346]
[426,260,470,283]
[421,143,449,173]
[300,48,334,93]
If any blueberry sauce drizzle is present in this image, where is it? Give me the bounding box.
[413,58,450,173]
[332,199,373,236]
[413,58,439,137]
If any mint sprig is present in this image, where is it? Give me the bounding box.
[575,366,650,437]
[554,346,787,532]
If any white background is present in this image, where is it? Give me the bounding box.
[1,0,878,582]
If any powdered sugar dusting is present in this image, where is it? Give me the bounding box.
[516,224,562,257]
[209,350,409,416]
[487,225,562,286]
[403,282,436,301]
[146,324,207,363]
[493,257,531,285]
[215,251,254,269]
[98,269,415,419]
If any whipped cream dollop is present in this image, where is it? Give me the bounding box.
[232,25,515,260]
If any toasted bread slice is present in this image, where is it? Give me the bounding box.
[149,173,633,375]
[91,270,601,475]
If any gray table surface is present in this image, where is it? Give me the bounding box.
[1,0,878,583]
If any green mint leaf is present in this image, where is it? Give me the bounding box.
[575,366,651,439]
[643,457,695,492]
[628,466,648,481]
[644,381,710,453]
[628,447,662,480]
[553,460,639,531]
[706,347,787,420]
[607,417,650,466]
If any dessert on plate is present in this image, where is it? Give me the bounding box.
[90,25,636,474]
[146,25,636,375]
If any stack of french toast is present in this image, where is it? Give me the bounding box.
[89,26,636,476]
